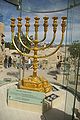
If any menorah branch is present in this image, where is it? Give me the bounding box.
[18,33,33,51]
[27,35,34,43]
[39,33,56,50]
[38,16,48,43]
[12,32,33,58]
[38,32,46,43]
[37,33,64,58]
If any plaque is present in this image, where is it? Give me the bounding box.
[8,88,45,105]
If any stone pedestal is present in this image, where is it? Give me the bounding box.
[7,88,52,113]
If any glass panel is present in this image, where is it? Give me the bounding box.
[0,0,80,120]
[22,0,68,12]
[64,1,80,119]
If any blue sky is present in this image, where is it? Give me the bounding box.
[0,0,80,44]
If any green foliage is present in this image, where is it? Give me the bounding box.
[68,40,80,59]
[5,42,15,49]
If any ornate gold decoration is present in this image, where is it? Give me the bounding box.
[10,16,67,93]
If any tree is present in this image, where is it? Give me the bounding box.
[68,40,80,84]
[68,42,80,120]
[68,40,80,69]
[68,40,80,59]
[5,42,15,49]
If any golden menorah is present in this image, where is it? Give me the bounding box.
[10,16,67,93]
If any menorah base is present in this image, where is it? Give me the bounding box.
[19,76,52,93]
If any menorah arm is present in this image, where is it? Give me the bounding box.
[18,33,33,50]
[27,35,34,43]
[38,33,64,58]
[12,32,33,58]
[38,32,46,43]
[38,33,56,50]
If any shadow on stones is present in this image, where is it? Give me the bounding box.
[47,70,59,76]
[47,70,59,80]
[41,108,72,120]
[69,80,80,85]
[7,72,19,79]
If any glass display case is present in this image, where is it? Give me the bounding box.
[0,0,80,120]
[63,0,80,119]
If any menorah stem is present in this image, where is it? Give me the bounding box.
[33,56,37,78]
[33,31,38,78]
[32,16,39,78]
